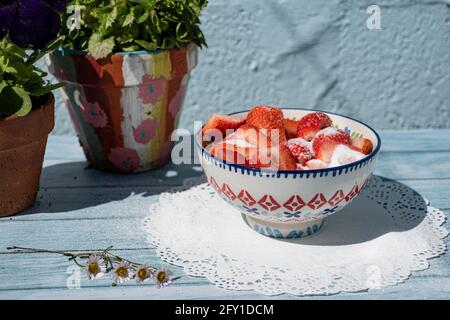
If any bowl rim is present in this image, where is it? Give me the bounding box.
[195,108,382,175]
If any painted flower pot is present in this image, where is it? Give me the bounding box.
[46,45,198,173]
[0,94,55,217]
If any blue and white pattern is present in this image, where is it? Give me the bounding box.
[251,220,325,239]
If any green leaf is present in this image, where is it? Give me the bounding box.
[12,87,33,116]
[0,84,32,117]
[88,34,115,59]
[135,40,158,51]
[105,6,118,29]
[123,11,135,27]
[59,0,209,54]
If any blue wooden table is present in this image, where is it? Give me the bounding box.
[1,130,449,299]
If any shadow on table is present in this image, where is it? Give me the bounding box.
[272,175,429,246]
[18,161,206,215]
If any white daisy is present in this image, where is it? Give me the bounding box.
[135,264,152,283]
[155,267,173,288]
[85,254,105,280]
[112,261,134,284]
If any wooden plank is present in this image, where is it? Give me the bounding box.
[40,133,450,190]
[379,129,450,152]
[0,131,448,299]
[46,130,450,162]
[2,277,450,300]
[40,160,205,189]
[0,204,448,291]
[39,152,450,189]
[1,177,448,223]
[376,152,450,180]
[0,248,449,299]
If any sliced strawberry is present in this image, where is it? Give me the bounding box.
[312,127,350,155]
[306,159,328,170]
[287,139,314,165]
[246,106,286,145]
[209,141,248,164]
[283,119,299,139]
[297,112,332,141]
[296,163,308,170]
[316,140,339,163]
[232,124,271,148]
[210,125,271,166]
[202,114,246,145]
[245,143,296,170]
[350,138,373,155]
[272,143,297,170]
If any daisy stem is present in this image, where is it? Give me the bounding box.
[7,246,158,273]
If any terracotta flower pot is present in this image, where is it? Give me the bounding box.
[0,94,55,217]
[46,45,198,173]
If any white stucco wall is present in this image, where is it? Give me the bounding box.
[48,0,450,135]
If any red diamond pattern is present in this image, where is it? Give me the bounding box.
[221,183,236,201]
[209,176,366,211]
[209,176,221,193]
[238,190,256,206]
[307,193,327,210]
[358,178,370,195]
[328,190,345,206]
[283,195,306,212]
[345,185,359,202]
[258,195,281,211]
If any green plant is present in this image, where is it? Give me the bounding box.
[0,38,64,118]
[60,0,208,60]
[0,0,68,118]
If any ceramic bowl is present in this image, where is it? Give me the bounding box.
[195,109,381,239]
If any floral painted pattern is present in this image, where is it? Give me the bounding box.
[168,86,186,119]
[108,148,141,173]
[133,119,158,144]
[138,75,165,104]
[80,101,108,128]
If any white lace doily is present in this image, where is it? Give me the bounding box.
[143,176,448,296]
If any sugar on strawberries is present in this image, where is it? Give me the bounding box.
[203,107,374,171]
[312,127,351,155]
[297,112,332,141]
[287,138,314,165]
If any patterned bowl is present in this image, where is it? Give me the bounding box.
[196,109,381,239]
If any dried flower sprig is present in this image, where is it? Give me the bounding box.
[7,246,174,288]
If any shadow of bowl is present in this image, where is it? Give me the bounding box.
[272,175,428,246]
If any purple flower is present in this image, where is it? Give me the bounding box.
[0,0,68,49]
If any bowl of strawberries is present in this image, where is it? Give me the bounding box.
[196,106,381,239]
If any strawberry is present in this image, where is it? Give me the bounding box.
[210,125,271,166]
[350,138,373,155]
[245,143,296,170]
[287,139,314,165]
[209,141,248,164]
[316,140,339,163]
[270,143,297,170]
[246,106,286,145]
[297,112,332,141]
[312,127,350,155]
[232,124,271,148]
[283,119,299,139]
[306,159,328,170]
[202,114,246,145]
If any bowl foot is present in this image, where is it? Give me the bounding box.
[243,215,324,239]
